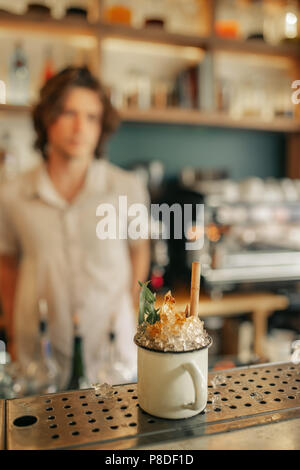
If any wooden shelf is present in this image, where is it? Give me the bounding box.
[98,22,208,49]
[210,36,300,59]
[1,104,299,133]
[0,10,98,37]
[120,108,300,134]
[0,11,299,59]
[0,104,31,113]
[100,23,300,59]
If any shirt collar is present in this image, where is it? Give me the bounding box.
[23,158,109,208]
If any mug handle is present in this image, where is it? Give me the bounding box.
[181,361,206,411]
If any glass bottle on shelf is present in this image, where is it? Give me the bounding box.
[143,0,168,29]
[67,314,90,390]
[273,75,294,119]
[41,46,56,84]
[167,0,201,35]
[136,71,151,109]
[109,84,125,109]
[216,77,232,113]
[228,76,244,119]
[125,69,139,108]
[215,0,241,39]
[153,79,171,109]
[241,0,265,41]
[102,0,132,26]
[263,0,299,45]
[25,299,61,395]
[283,0,299,40]
[263,0,284,45]
[124,68,151,109]
[8,42,29,105]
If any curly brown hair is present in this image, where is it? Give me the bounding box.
[32,66,120,160]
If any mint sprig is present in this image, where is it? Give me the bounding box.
[138,281,160,325]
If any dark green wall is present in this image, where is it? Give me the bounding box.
[108,123,286,180]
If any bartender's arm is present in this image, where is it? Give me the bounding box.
[0,255,19,360]
[129,239,151,312]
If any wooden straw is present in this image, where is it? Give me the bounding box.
[190,262,201,317]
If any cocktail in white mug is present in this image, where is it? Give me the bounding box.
[135,337,212,420]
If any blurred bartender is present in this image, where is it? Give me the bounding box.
[0,67,150,387]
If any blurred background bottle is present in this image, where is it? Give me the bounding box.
[215,0,241,39]
[97,330,134,385]
[0,340,14,399]
[263,0,299,45]
[283,0,299,41]
[242,0,264,41]
[25,299,61,395]
[102,0,132,25]
[143,0,167,29]
[41,46,56,84]
[167,0,201,35]
[8,42,29,105]
[67,314,89,390]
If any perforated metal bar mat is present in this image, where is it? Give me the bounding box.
[5,362,300,450]
[0,400,4,450]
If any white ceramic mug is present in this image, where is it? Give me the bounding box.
[135,338,212,420]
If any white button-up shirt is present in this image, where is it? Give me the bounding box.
[0,158,149,387]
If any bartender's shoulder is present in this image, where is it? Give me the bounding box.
[104,160,142,191]
[0,165,40,202]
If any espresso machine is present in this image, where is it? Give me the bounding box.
[177,169,300,304]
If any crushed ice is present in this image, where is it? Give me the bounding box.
[91,382,114,399]
[291,340,300,365]
[210,374,226,388]
[211,394,221,404]
[134,291,211,352]
[249,391,264,402]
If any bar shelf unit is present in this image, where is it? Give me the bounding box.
[1,103,299,134]
[0,1,299,175]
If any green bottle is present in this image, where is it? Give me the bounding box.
[67,314,89,391]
